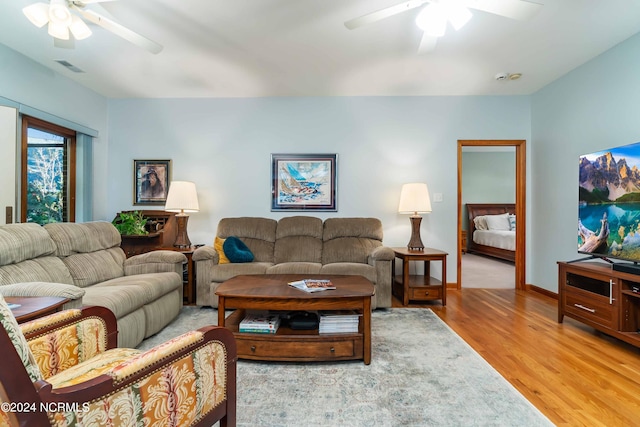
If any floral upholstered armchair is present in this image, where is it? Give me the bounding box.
[0,295,237,427]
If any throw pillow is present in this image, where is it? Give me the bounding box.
[473,216,488,230]
[223,236,254,263]
[214,236,230,264]
[485,213,511,231]
[508,214,516,231]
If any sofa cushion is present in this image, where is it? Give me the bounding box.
[214,237,230,264]
[0,223,56,266]
[60,248,125,288]
[217,217,276,263]
[210,262,272,283]
[320,263,377,283]
[274,216,323,264]
[266,262,322,275]
[322,218,383,265]
[44,221,121,257]
[83,273,182,319]
[0,257,74,286]
[223,237,254,263]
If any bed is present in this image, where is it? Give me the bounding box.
[466,203,516,263]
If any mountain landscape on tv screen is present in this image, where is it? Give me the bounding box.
[579,142,640,259]
[579,151,640,203]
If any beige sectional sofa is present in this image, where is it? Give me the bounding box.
[194,216,394,309]
[0,221,186,348]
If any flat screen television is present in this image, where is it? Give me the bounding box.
[578,141,640,266]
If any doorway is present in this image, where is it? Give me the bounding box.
[456,140,526,290]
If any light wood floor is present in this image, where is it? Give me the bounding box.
[392,289,640,427]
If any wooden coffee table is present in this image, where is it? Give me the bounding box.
[5,296,69,323]
[216,274,374,364]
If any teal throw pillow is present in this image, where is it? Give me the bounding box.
[223,236,254,263]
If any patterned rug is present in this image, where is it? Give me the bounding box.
[139,307,553,427]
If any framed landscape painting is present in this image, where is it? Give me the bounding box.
[133,159,171,205]
[271,153,337,211]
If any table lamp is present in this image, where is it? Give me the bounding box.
[398,182,432,251]
[164,181,199,248]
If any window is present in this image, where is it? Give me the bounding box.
[21,116,76,224]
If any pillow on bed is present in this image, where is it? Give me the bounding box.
[485,213,511,231]
[473,216,488,230]
[508,214,516,230]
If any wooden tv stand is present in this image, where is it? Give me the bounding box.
[558,261,640,348]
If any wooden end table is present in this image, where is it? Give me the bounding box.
[157,246,197,305]
[392,247,448,306]
[216,274,374,364]
[5,296,69,323]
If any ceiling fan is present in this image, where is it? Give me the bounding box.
[344,0,542,53]
[22,0,163,54]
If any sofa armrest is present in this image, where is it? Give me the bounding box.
[23,306,117,379]
[369,246,395,262]
[35,325,237,427]
[0,282,85,310]
[193,245,219,263]
[193,246,218,306]
[124,250,187,276]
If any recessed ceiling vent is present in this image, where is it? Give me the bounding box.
[54,60,85,73]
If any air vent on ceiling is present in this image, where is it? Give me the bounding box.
[54,60,85,73]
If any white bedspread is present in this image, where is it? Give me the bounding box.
[473,230,516,251]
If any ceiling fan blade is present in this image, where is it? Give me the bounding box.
[73,7,163,54]
[54,37,75,49]
[418,33,438,53]
[345,0,430,30]
[463,0,542,21]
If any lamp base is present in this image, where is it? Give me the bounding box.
[173,214,192,249]
[407,215,425,252]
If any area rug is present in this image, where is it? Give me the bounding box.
[139,307,553,427]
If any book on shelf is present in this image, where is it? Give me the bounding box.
[288,279,336,293]
[239,312,281,334]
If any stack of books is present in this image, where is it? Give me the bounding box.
[239,312,281,334]
[318,311,361,334]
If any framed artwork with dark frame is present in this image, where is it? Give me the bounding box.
[271,153,337,211]
[133,159,171,205]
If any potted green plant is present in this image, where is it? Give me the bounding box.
[112,211,149,235]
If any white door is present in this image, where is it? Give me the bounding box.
[0,105,17,224]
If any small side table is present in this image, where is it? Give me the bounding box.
[392,247,448,306]
[157,246,197,305]
[6,296,69,323]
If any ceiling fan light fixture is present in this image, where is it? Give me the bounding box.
[48,20,69,40]
[23,2,50,28]
[416,3,447,37]
[49,0,72,26]
[446,4,472,31]
[69,15,92,40]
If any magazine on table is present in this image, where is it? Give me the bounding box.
[7,303,21,310]
[288,279,336,293]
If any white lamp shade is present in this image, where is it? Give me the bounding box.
[398,183,432,214]
[165,181,199,213]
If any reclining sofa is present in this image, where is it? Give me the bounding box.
[0,221,186,348]
[194,216,394,309]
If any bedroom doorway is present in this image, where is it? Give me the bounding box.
[456,140,526,290]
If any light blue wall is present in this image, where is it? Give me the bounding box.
[461,151,516,231]
[531,32,640,291]
[0,44,109,219]
[108,96,531,283]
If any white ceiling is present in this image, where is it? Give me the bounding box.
[1,0,640,99]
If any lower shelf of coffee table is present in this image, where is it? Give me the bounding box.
[225,310,364,362]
